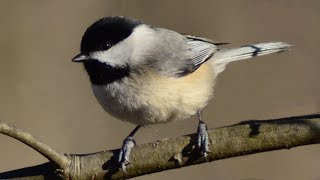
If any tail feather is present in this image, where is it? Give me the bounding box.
[212,42,292,75]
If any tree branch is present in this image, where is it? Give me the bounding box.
[0,122,71,176]
[1,114,320,179]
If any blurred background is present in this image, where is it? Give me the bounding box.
[0,0,319,179]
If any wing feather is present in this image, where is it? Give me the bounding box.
[185,37,218,68]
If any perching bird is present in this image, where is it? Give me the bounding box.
[72,16,291,171]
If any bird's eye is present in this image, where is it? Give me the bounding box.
[103,43,111,50]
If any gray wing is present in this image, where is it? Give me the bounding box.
[184,34,229,45]
[185,38,218,69]
[146,28,220,76]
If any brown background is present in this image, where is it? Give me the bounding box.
[0,0,319,179]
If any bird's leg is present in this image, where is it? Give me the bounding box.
[196,110,210,157]
[118,125,141,173]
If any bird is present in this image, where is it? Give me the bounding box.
[72,16,291,172]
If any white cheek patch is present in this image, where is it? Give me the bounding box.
[89,24,156,67]
[127,25,157,65]
[90,39,134,67]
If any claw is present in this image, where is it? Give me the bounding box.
[197,121,210,157]
[118,136,136,173]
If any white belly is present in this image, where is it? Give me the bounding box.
[92,64,216,125]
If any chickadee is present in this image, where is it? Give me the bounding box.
[72,16,291,171]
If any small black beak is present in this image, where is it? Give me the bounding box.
[72,53,89,62]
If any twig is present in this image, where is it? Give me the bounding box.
[0,122,71,174]
[1,114,320,179]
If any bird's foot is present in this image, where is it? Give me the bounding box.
[118,136,136,173]
[196,121,210,157]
